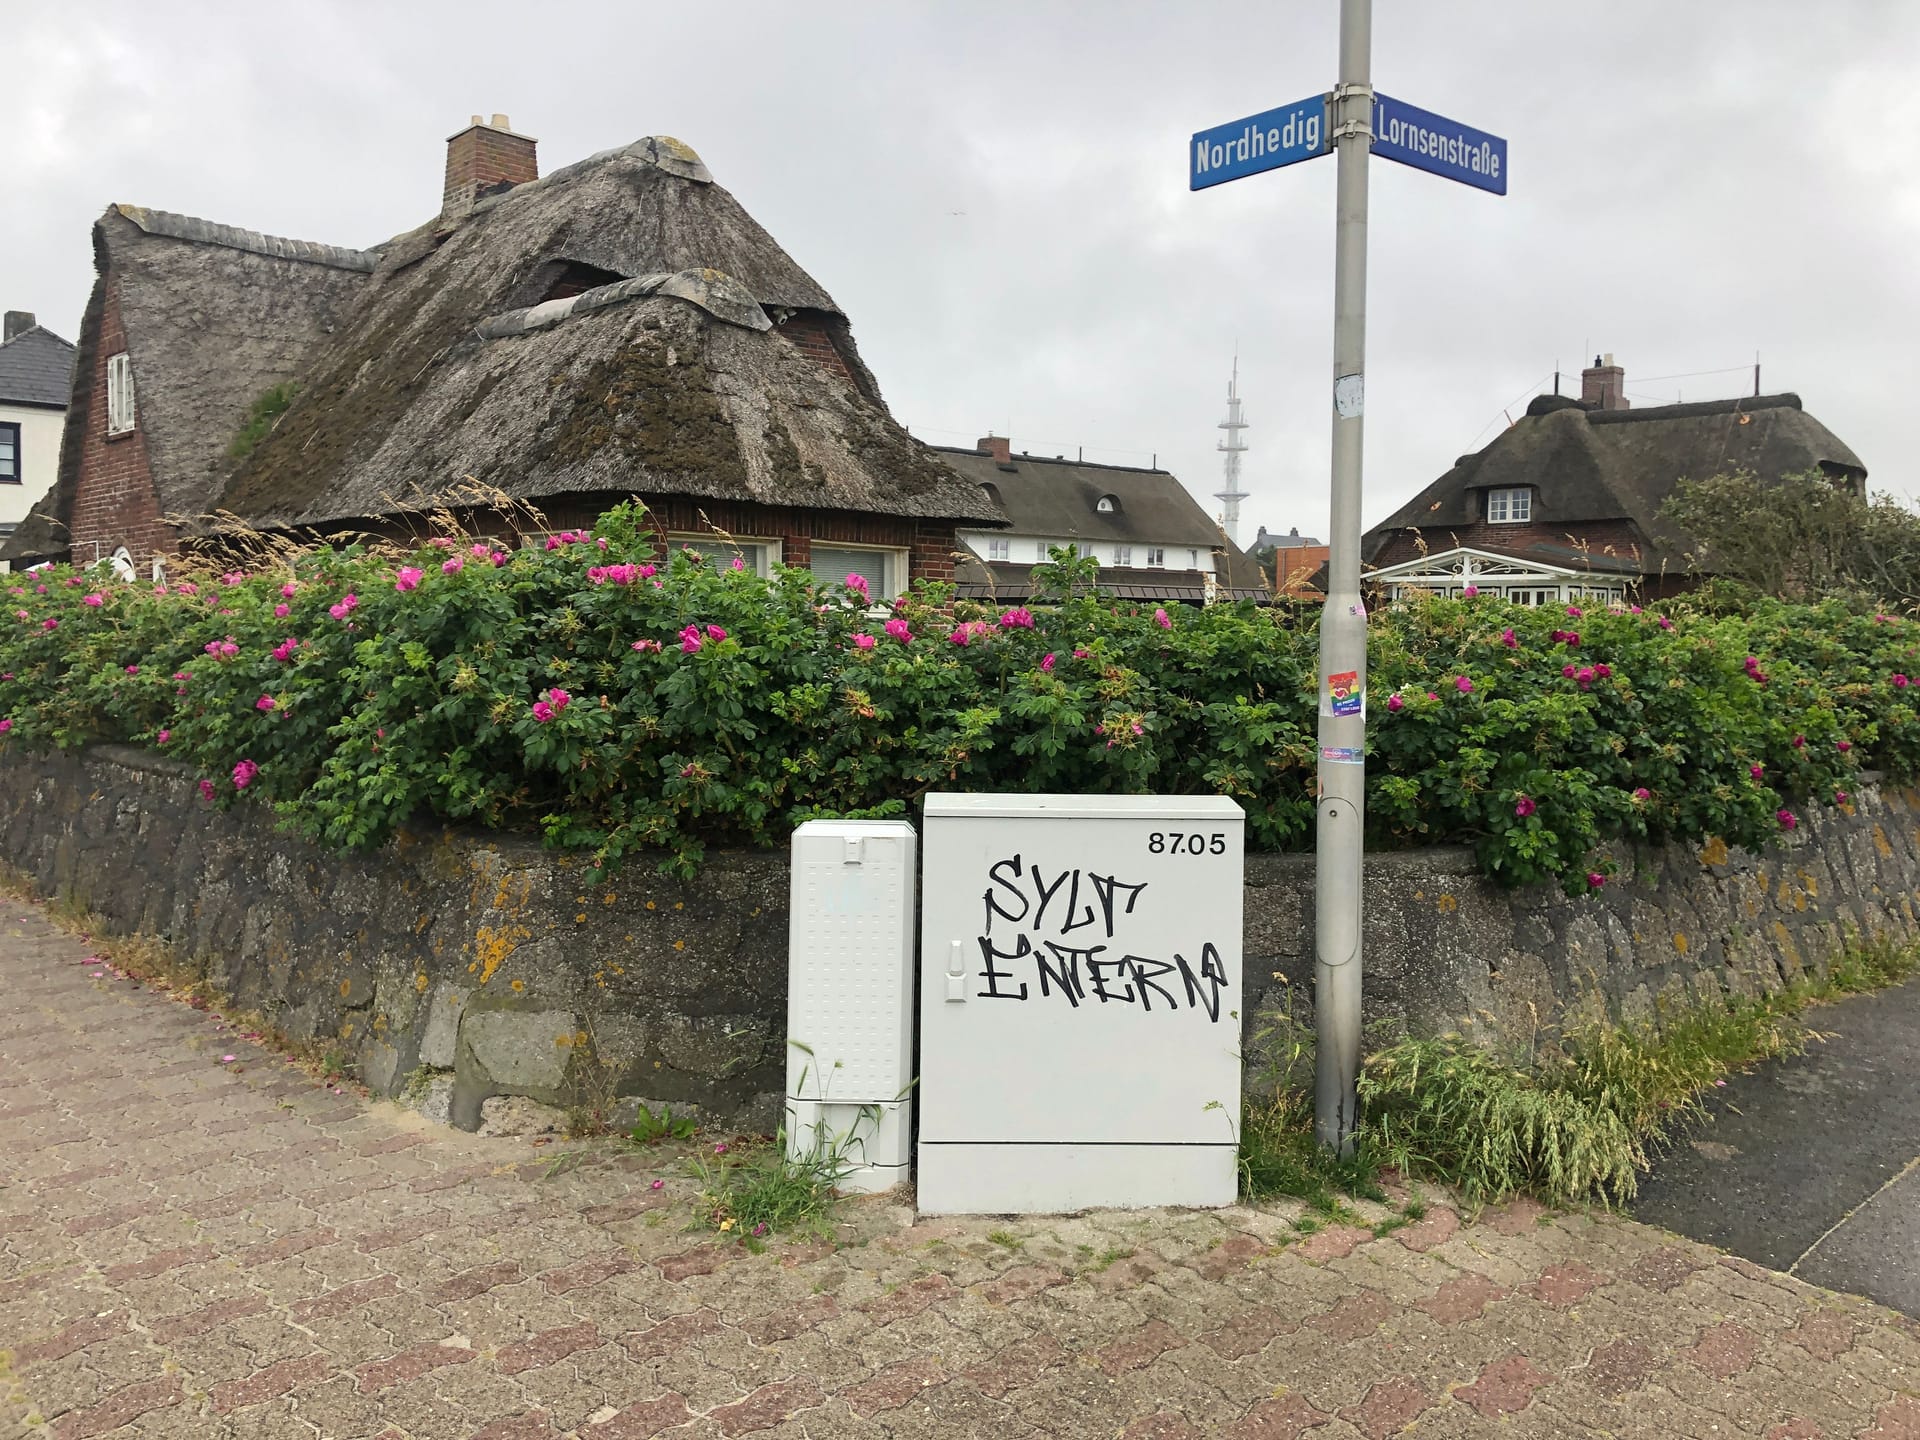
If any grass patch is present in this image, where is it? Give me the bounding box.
[228,382,298,460]
[1243,932,1920,1210]
[687,1137,844,1246]
[987,1229,1024,1251]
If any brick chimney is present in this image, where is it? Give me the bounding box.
[1581,352,1629,411]
[977,434,1012,465]
[443,114,538,218]
[3,311,35,342]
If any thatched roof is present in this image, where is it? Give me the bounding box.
[953,557,1270,605]
[217,137,1001,529]
[934,445,1243,550]
[1367,392,1866,567]
[0,205,370,563]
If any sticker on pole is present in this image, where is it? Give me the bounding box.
[1334,374,1364,418]
[1321,745,1364,764]
[1323,670,1363,719]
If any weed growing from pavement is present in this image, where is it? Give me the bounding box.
[628,1102,698,1145]
[687,1134,848,1247]
[1244,931,1920,1210]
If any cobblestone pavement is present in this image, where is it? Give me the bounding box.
[3,897,1919,1439]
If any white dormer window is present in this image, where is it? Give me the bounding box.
[986,537,1010,562]
[106,353,136,435]
[1486,486,1531,523]
[1095,495,1117,513]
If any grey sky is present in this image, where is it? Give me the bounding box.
[9,2,1917,544]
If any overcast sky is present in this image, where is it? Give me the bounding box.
[9,2,1918,543]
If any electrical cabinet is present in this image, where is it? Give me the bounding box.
[917,794,1245,1213]
[786,820,917,1194]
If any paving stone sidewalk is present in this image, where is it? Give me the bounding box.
[2,896,1918,1439]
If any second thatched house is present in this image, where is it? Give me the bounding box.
[2,118,1004,592]
[1361,355,1867,605]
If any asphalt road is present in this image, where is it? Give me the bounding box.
[1631,976,1920,1317]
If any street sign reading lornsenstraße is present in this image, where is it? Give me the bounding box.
[1190,94,1330,190]
[1370,93,1507,194]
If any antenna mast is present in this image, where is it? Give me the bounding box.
[1214,355,1251,543]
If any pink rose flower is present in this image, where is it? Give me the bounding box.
[395,567,424,592]
[1835,790,1850,805]
[471,543,491,558]
[1566,605,1583,618]
[273,603,290,618]
[1837,739,1852,753]
[1454,676,1473,693]
[1514,795,1535,818]
[884,618,912,643]
[1750,763,1764,780]
[442,557,463,575]
[680,624,703,654]
[852,633,876,650]
[1462,585,1478,598]
[0,719,11,734]
[198,779,215,801]
[998,607,1035,630]
[631,639,662,653]
[1041,652,1056,672]
[1154,607,1172,629]
[156,729,170,745]
[1777,809,1797,831]
[41,618,57,631]
[1587,872,1606,889]
[125,664,138,675]
[705,625,727,641]
[730,556,745,571]
[281,582,297,598]
[491,551,510,567]
[1792,734,1806,749]
[1501,628,1517,648]
[1632,787,1650,801]
[844,572,870,601]
[256,695,276,712]
[1386,694,1404,712]
[532,700,554,723]
[547,688,570,711]
[83,593,104,607]
[232,759,258,789]
[1897,674,1911,689]
[1658,616,1673,629]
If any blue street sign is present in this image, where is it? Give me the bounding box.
[1190,94,1330,191]
[1370,93,1507,195]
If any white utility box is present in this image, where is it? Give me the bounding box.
[786,819,917,1194]
[917,794,1245,1214]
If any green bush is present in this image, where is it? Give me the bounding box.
[0,502,1905,884]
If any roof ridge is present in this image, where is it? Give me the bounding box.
[0,325,75,352]
[112,204,378,272]
[923,443,1168,475]
[476,268,771,338]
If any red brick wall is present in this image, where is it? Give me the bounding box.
[773,313,856,387]
[68,279,173,569]
[535,494,962,586]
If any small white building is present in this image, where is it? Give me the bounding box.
[0,310,75,560]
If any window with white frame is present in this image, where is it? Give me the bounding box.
[1112,545,1133,567]
[0,422,18,484]
[1484,486,1531,523]
[668,534,781,578]
[986,537,1010,562]
[1188,549,1200,569]
[810,543,906,598]
[106,353,136,435]
[1145,546,1166,568]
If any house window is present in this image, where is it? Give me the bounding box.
[1485,486,1531,523]
[986,537,1010,562]
[1096,495,1117,513]
[1188,549,1200,569]
[1146,546,1166,568]
[106,353,136,435]
[810,543,906,598]
[1113,545,1133,567]
[668,534,781,578]
[0,422,18,484]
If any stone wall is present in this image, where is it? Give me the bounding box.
[3,747,1918,1130]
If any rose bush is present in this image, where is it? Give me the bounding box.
[0,504,1902,887]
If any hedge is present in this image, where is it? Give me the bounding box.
[0,502,1910,887]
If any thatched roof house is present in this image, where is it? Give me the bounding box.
[937,436,1269,605]
[4,120,1003,591]
[1362,355,1866,604]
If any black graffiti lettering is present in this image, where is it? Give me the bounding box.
[1036,942,1098,1006]
[1174,942,1230,1022]
[1085,957,1137,1006]
[976,933,1032,999]
[983,855,1027,934]
[1125,955,1182,1013]
[1089,873,1150,938]
[1029,865,1071,932]
[1058,867,1102,933]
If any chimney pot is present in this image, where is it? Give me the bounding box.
[470,114,483,125]
[444,113,539,218]
[977,433,1011,465]
[3,311,35,342]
